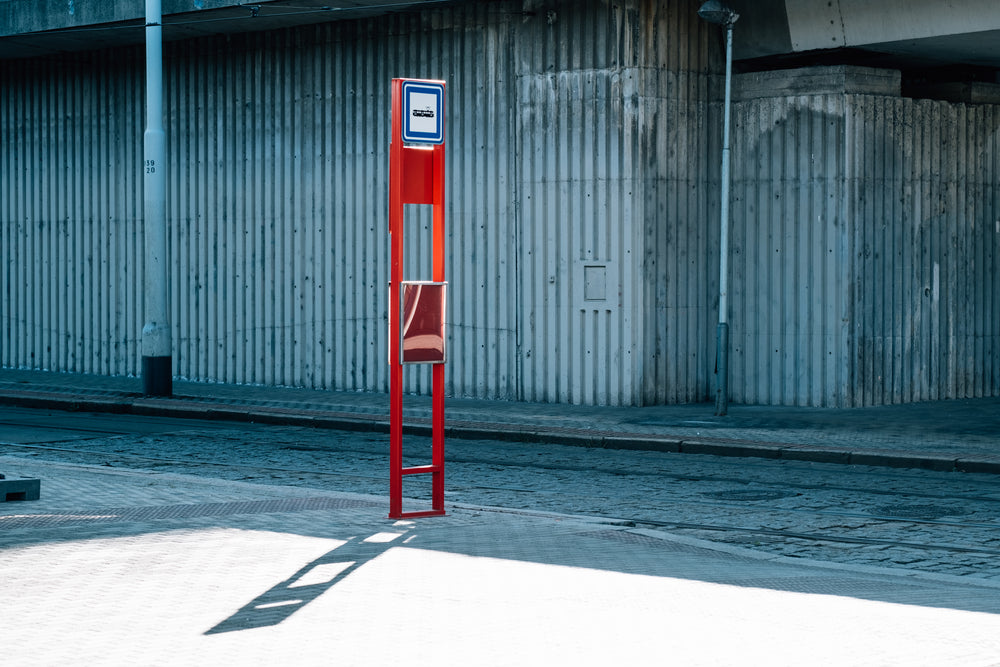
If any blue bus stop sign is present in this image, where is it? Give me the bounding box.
[401,80,444,144]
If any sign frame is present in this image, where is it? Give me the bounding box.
[401,80,445,145]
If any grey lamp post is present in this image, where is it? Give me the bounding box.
[143,0,171,396]
[698,0,739,416]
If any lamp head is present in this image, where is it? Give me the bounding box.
[698,0,739,26]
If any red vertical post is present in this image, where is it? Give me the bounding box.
[388,78,446,519]
[431,127,446,514]
[389,79,405,519]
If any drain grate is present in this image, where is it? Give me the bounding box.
[702,489,797,502]
[0,496,381,529]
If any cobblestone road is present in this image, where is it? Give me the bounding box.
[3,406,1000,582]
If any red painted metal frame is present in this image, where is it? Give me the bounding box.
[389,78,446,519]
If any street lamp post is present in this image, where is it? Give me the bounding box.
[142,0,171,396]
[698,1,739,416]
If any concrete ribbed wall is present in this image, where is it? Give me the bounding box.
[3,4,997,407]
[847,96,1000,405]
[730,68,1000,406]
[2,0,718,406]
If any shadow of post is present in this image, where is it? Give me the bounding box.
[205,529,409,635]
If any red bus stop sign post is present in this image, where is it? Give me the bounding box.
[388,78,446,519]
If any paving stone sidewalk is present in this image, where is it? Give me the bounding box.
[3,454,1000,666]
[2,368,999,473]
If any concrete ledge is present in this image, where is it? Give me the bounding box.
[780,447,852,465]
[680,441,785,459]
[735,65,901,100]
[544,432,605,448]
[602,436,682,453]
[0,390,132,414]
[907,81,1000,105]
[955,459,1000,475]
[849,452,957,472]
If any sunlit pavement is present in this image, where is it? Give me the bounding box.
[3,456,1000,666]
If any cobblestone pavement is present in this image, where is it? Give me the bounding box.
[3,368,1000,473]
[4,406,1000,583]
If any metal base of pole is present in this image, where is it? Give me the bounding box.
[715,322,729,416]
[142,355,172,397]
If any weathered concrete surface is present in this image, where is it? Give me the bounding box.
[730,0,1000,68]
[733,65,900,100]
[0,0,436,58]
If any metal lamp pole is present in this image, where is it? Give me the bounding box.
[698,1,739,416]
[142,0,172,396]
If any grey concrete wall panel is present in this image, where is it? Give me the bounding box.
[847,96,1000,406]
[1,51,144,377]
[1,5,523,399]
[514,6,643,406]
[514,2,716,405]
[158,8,524,399]
[729,93,851,406]
[5,0,709,406]
[729,67,1000,406]
[638,4,718,406]
[641,69,718,405]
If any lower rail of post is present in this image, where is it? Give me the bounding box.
[389,468,445,519]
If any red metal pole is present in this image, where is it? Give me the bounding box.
[431,129,446,512]
[389,79,404,519]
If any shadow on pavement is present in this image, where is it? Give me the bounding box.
[206,529,409,634]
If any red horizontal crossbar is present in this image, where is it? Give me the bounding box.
[401,464,442,476]
[396,509,447,519]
